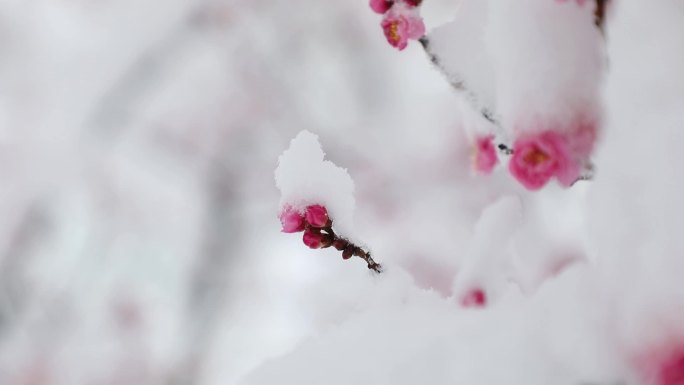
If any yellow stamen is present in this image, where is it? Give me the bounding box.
[524,148,550,165]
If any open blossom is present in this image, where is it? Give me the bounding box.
[279,206,305,233]
[381,10,425,50]
[472,135,498,174]
[305,204,329,228]
[369,0,392,14]
[509,130,580,190]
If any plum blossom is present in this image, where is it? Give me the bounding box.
[305,204,329,228]
[279,206,305,233]
[472,135,498,174]
[381,9,425,51]
[508,130,581,190]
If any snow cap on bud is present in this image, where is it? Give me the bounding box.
[303,229,325,249]
[462,288,487,308]
[381,10,425,51]
[279,206,305,233]
[473,135,499,174]
[305,204,329,228]
[369,0,392,14]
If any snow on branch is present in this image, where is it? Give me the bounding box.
[275,131,382,273]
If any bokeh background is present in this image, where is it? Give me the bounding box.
[0,0,494,383]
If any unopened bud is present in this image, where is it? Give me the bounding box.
[342,246,354,260]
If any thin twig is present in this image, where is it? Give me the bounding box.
[419,36,499,126]
[595,0,607,32]
[316,225,383,274]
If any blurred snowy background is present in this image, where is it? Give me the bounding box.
[0,0,473,383]
[2,0,684,384]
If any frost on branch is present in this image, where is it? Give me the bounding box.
[275,131,381,273]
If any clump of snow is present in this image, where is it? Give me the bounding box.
[588,0,684,373]
[275,131,356,239]
[426,0,497,119]
[452,195,521,305]
[485,0,604,132]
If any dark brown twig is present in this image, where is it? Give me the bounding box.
[312,223,382,274]
[595,0,607,32]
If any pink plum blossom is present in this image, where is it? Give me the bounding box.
[279,206,305,233]
[369,0,392,14]
[462,288,487,308]
[473,135,499,174]
[381,11,425,51]
[303,229,324,249]
[305,204,329,228]
[509,130,580,190]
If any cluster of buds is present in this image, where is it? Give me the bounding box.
[369,0,425,51]
[279,204,383,273]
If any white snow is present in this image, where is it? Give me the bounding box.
[275,130,357,239]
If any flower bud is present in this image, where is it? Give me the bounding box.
[342,246,354,260]
[279,206,305,233]
[303,229,324,249]
[369,0,393,14]
[305,204,329,228]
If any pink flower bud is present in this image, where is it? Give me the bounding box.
[472,135,499,174]
[279,206,305,233]
[305,204,329,228]
[462,288,486,308]
[303,229,324,249]
[369,0,393,14]
[381,11,425,51]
